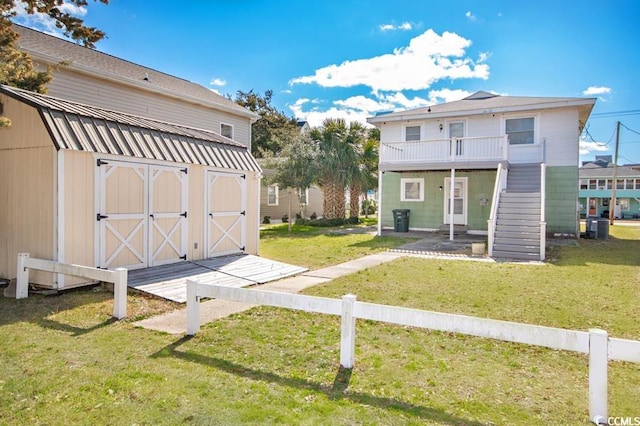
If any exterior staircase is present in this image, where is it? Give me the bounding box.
[492,163,543,261]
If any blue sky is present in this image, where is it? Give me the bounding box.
[12,0,640,164]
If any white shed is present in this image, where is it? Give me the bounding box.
[0,85,261,289]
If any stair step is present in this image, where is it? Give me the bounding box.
[492,250,541,261]
[494,237,540,246]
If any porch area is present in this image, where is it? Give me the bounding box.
[128,255,307,302]
[379,135,509,171]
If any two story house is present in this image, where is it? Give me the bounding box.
[367,91,596,260]
[0,25,261,289]
[579,156,640,219]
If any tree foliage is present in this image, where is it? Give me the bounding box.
[0,0,108,127]
[233,89,298,157]
[309,118,370,220]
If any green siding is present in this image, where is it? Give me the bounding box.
[381,170,496,231]
[545,166,579,234]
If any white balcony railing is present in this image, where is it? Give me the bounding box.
[380,135,508,166]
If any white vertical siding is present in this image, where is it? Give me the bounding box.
[539,109,580,167]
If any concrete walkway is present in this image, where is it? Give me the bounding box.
[134,251,406,334]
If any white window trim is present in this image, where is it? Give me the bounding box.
[299,188,309,205]
[404,124,422,142]
[267,184,279,206]
[400,178,424,202]
[221,123,234,139]
[503,114,539,145]
[446,119,467,138]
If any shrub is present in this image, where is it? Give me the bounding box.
[294,217,360,227]
[262,216,271,224]
[310,212,317,220]
[361,199,377,215]
[281,214,289,223]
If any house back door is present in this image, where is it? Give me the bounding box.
[443,177,467,225]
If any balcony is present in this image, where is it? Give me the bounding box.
[379,135,508,171]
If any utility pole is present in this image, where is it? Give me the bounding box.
[609,121,621,225]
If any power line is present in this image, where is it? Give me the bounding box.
[590,109,640,118]
[621,123,640,137]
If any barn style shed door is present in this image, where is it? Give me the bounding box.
[206,171,247,257]
[97,159,188,269]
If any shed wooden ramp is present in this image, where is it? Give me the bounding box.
[127,254,307,303]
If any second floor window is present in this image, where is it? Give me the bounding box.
[506,117,534,145]
[405,126,421,141]
[221,123,233,139]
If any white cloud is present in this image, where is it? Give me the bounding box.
[465,11,477,21]
[583,86,611,96]
[289,88,473,128]
[209,78,227,86]
[379,22,413,31]
[334,95,395,113]
[290,29,489,93]
[427,88,471,104]
[579,140,610,155]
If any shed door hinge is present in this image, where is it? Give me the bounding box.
[180,211,188,218]
[97,159,108,166]
[96,214,109,221]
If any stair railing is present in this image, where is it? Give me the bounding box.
[540,163,547,260]
[487,163,508,256]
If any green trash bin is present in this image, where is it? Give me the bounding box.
[392,209,410,232]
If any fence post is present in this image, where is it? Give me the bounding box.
[112,268,128,320]
[589,328,608,423]
[340,294,357,369]
[16,253,30,299]
[186,280,200,336]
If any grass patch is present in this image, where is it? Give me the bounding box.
[0,225,639,424]
[259,222,417,269]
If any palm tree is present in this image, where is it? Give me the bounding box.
[310,118,364,220]
[348,128,379,218]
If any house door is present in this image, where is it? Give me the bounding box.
[449,121,465,157]
[443,177,467,225]
[206,171,247,257]
[97,159,188,269]
[588,199,597,216]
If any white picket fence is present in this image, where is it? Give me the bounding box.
[186,281,640,424]
[16,253,128,319]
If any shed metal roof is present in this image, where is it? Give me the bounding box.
[1,85,260,172]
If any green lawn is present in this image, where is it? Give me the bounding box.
[1,223,639,425]
[259,222,417,269]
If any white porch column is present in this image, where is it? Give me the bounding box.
[377,170,383,236]
[449,168,455,241]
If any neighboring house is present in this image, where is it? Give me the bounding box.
[0,25,261,289]
[367,91,596,260]
[579,156,640,219]
[258,162,323,222]
[296,120,310,133]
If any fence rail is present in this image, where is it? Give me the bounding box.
[186,281,640,424]
[16,253,128,319]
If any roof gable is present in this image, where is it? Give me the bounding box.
[13,25,258,121]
